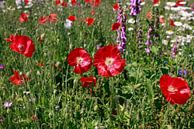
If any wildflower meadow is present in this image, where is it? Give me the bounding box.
[0,0,193,128]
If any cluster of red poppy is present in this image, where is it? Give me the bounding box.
[67,15,95,26]
[5,35,35,86]
[67,45,126,77]
[5,35,191,104]
[67,45,126,90]
[55,0,101,7]
[38,13,58,24]
[4,0,192,105]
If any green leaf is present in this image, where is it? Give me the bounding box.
[151,46,158,54]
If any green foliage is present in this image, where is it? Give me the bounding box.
[0,1,193,129]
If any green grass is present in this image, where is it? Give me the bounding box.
[0,0,193,128]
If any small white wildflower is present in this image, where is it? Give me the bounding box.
[179,10,192,17]
[170,39,176,43]
[126,2,130,6]
[23,91,30,95]
[179,2,186,5]
[55,61,61,67]
[37,71,41,75]
[186,35,192,43]
[127,18,135,24]
[174,21,182,27]
[183,24,192,30]
[164,6,170,10]
[180,41,185,46]
[166,30,174,35]
[162,40,168,45]
[128,27,134,31]
[166,36,171,39]
[166,2,176,7]
[64,19,72,29]
[140,2,145,6]
[180,17,187,20]
[171,7,180,12]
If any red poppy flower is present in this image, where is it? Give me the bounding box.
[94,45,126,77]
[159,16,165,25]
[61,1,68,7]
[5,35,16,42]
[153,0,160,6]
[67,48,92,74]
[85,0,101,7]
[85,17,95,26]
[38,16,49,24]
[92,0,101,7]
[112,22,121,31]
[19,12,29,23]
[55,0,61,6]
[49,13,57,23]
[113,3,119,11]
[68,15,76,22]
[24,0,29,5]
[175,0,185,7]
[169,19,175,27]
[9,70,29,86]
[71,0,77,6]
[80,76,96,88]
[9,35,35,57]
[84,0,90,3]
[146,11,152,20]
[160,74,191,105]
[91,9,95,15]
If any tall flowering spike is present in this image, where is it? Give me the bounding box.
[145,26,152,54]
[0,64,5,70]
[137,26,143,47]
[171,41,179,58]
[130,0,141,16]
[116,6,127,52]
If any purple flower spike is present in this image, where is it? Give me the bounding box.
[0,64,5,70]
[3,101,12,109]
[130,0,142,16]
[116,7,127,52]
[145,47,150,54]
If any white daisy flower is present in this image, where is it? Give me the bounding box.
[162,40,168,45]
[64,19,72,29]
[166,30,174,35]
[174,21,182,27]
[127,18,135,24]
[128,27,134,31]
[166,2,176,7]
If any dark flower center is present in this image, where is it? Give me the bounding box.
[18,44,25,52]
